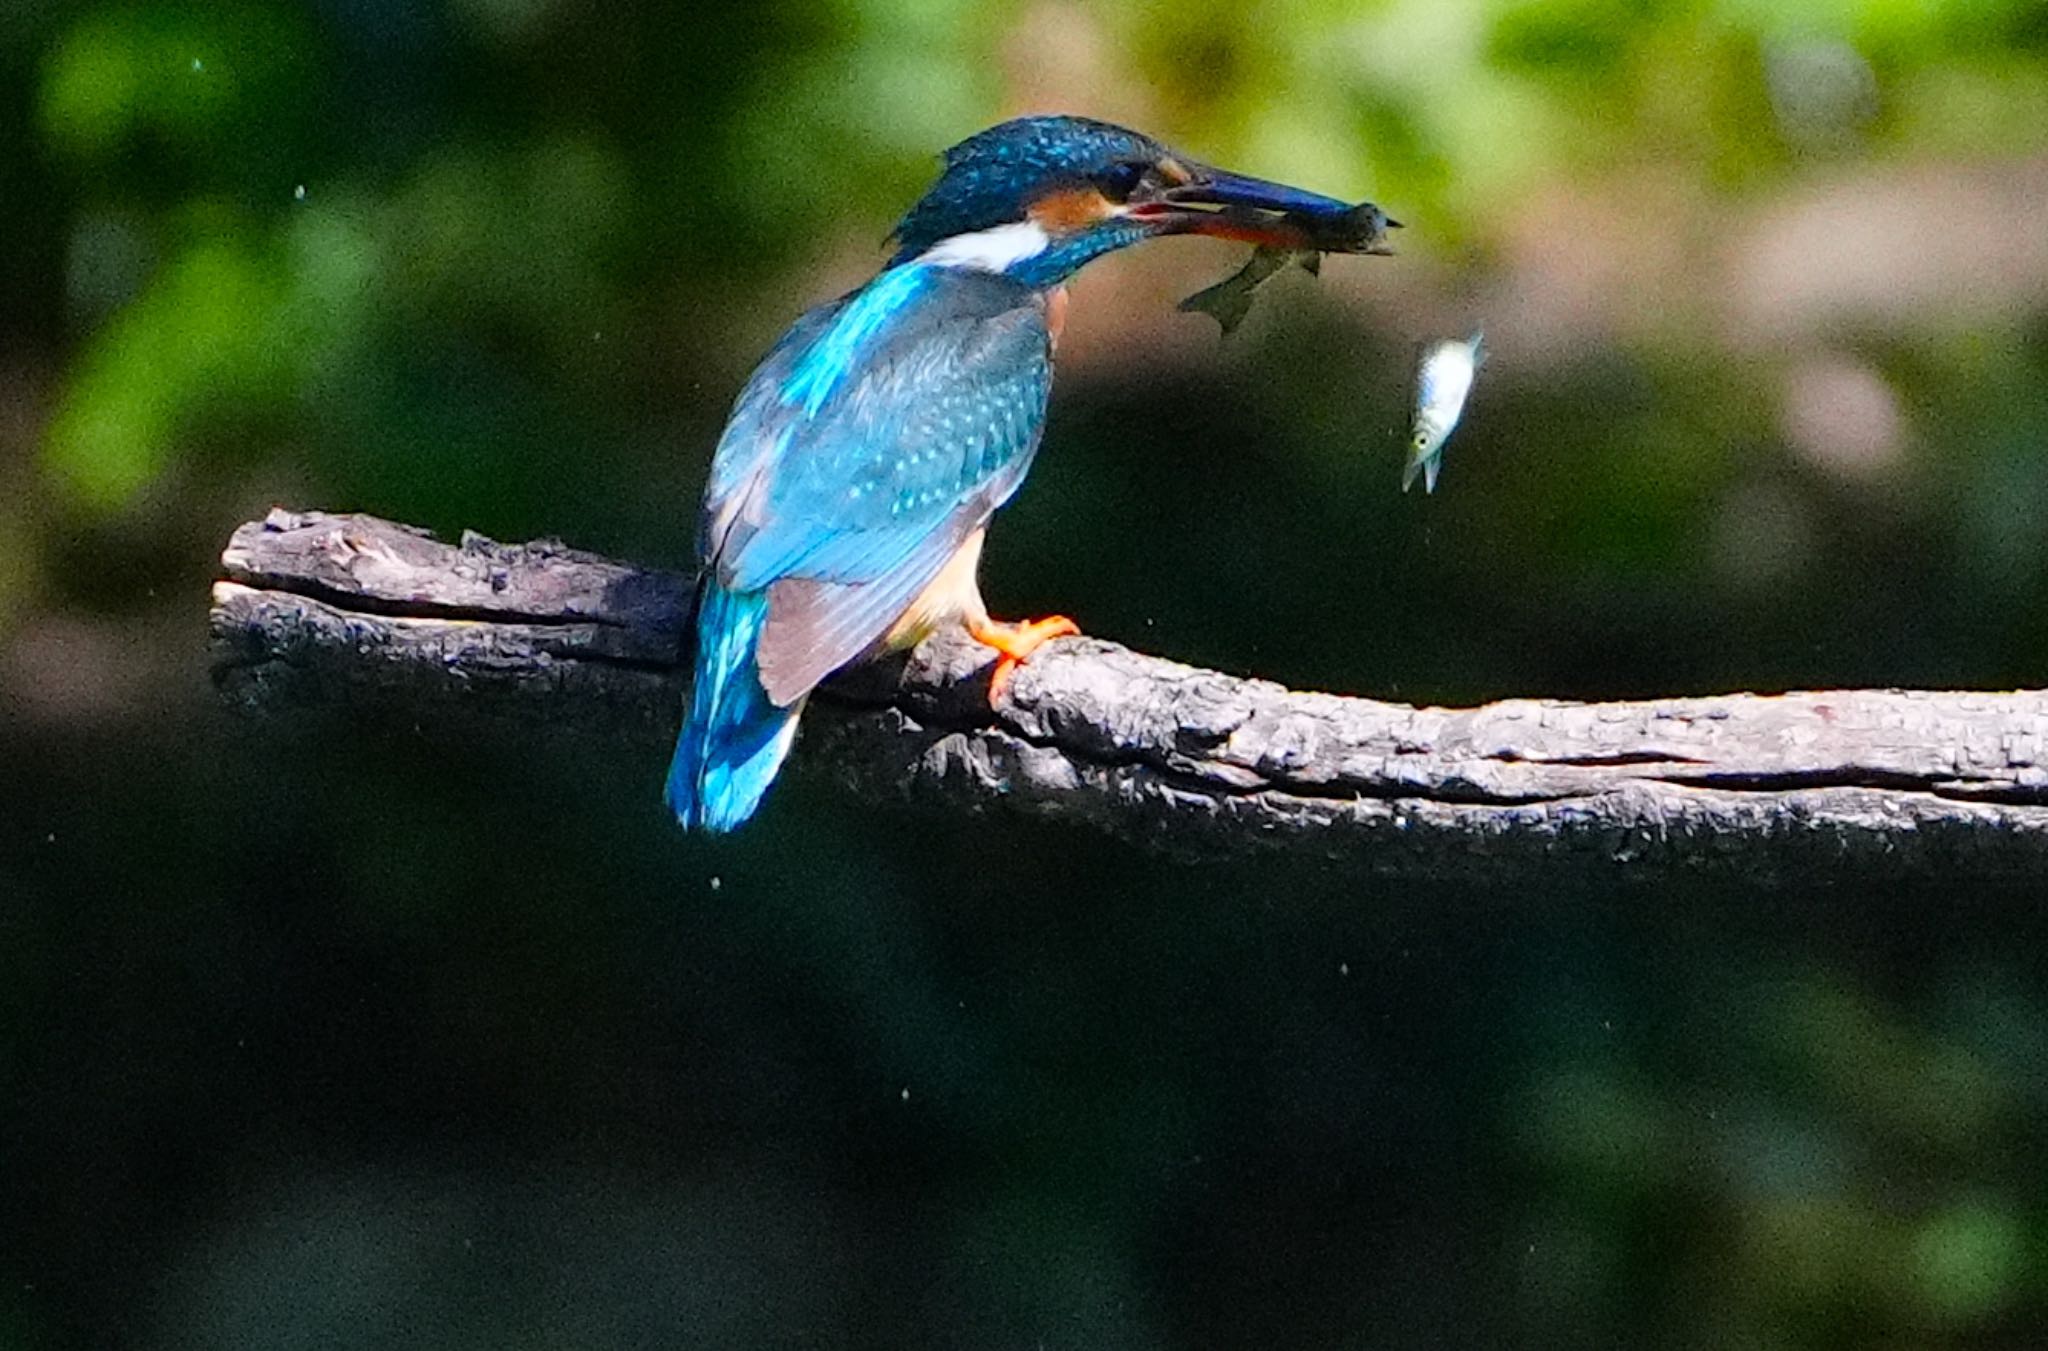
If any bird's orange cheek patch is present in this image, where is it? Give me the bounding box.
[1029,187,1115,233]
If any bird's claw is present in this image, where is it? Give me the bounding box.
[971,614,1080,703]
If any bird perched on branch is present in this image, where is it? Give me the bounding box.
[668,115,1385,831]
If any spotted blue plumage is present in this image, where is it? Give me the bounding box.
[781,267,933,418]
[666,263,1053,831]
[890,117,1163,260]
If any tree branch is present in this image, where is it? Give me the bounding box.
[210,508,2048,881]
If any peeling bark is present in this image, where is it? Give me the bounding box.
[210,509,2048,882]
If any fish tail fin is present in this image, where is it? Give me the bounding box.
[1400,448,1441,495]
[1177,284,1252,335]
[665,580,803,833]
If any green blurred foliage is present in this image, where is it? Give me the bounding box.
[5,1,2048,1348]
[19,0,2047,527]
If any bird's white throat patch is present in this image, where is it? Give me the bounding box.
[916,220,1052,272]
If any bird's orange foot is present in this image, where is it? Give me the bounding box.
[969,614,1080,703]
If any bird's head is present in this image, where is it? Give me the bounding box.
[889,115,1379,286]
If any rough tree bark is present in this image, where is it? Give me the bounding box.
[209,508,2048,883]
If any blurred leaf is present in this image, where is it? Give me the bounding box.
[1912,1197,2024,1324]
[43,224,284,508]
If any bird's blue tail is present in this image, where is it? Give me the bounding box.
[665,580,802,833]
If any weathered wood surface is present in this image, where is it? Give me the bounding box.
[210,508,2048,882]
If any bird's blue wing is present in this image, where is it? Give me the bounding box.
[697,296,848,563]
[700,267,1054,704]
[710,269,1051,587]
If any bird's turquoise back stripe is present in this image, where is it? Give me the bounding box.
[782,265,933,417]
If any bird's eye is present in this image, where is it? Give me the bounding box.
[1095,161,1150,201]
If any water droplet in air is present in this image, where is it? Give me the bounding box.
[294,184,306,201]
[709,875,722,891]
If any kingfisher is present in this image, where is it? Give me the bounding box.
[667,115,1366,831]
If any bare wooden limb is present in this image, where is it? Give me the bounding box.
[210,508,2048,882]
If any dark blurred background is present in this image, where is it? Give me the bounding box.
[6,1,2048,1347]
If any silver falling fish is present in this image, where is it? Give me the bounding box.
[1403,330,1484,494]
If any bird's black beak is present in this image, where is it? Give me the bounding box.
[1163,167,1356,218]
[1137,165,1402,254]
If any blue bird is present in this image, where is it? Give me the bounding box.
[667,115,1363,831]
